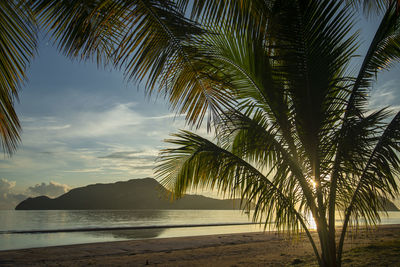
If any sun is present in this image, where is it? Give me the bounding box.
[311,180,317,189]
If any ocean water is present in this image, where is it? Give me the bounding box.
[0,210,399,251]
[0,210,259,250]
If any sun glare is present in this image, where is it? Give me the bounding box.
[311,180,317,189]
[307,212,317,230]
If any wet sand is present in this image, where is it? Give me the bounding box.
[0,225,399,266]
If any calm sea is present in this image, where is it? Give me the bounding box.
[0,210,399,251]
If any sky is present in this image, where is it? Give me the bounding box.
[0,10,400,209]
[0,39,194,208]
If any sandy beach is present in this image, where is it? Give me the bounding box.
[0,225,399,266]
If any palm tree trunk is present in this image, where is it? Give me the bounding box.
[327,180,338,266]
[321,237,338,267]
[337,207,351,266]
[316,216,338,267]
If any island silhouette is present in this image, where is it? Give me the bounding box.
[15,178,246,210]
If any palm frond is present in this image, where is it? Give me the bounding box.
[35,0,235,128]
[345,1,400,119]
[335,108,393,205]
[330,2,400,233]
[187,0,269,35]
[201,25,301,156]
[115,0,236,128]
[156,129,321,263]
[270,0,357,163]
[346,0,396,17]
[0,0,36,154]
[33,0,123,65]
[160,132,309,223]
[217,109,320,209]
[347,110,400,216]
[337,110,400,262]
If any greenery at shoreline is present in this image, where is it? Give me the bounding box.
[298,239,400,266]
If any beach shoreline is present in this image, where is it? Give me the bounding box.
[0,224,399,266]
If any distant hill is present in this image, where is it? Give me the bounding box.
[15,178,246,210]
[15,178,399,211]
[382,198,400,211]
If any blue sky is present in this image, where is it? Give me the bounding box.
[0,12,399,209]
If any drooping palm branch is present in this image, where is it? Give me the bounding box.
[0,0,36,154]
[156,129,322,265]
[336,110,400,263]
[33,0,235,129]
[328,1,400,258]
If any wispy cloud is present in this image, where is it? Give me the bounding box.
[98,150,156,161]
[24,124,71,131]
[0,100,187,184]
[20,102,186,142]
[63,167,105,173]
[369,79,400,112]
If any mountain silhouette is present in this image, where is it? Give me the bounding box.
[15,178,246,210]
[381,197,400,211]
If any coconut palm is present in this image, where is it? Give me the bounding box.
[0,0,36,154]
[152,1,400,266]
[30,0,400,266]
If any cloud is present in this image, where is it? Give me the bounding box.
[98,150,156,161]
[24,124,71,131]
[28,181,71,197]
[63,167,104,173]
[5,97,187,186]
[0,178,16,194]
[39,151,54,155]
[0,179,74,209]
[95,149,158,176]
[370,80,400,111]
[18,102,185,146]
[0,178,27,209]
[130,165,155,170]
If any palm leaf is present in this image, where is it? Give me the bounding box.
[33,0,123,65]
[330,1,400,234]
[156,129,321,263]
[337,110,400,262]
[34,0,233,128]
[0,0,36,154]
[346,0,398,16]
[345,1,400,119]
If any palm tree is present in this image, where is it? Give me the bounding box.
[152,1,400,266]
[29,0,400,266]
[0,0,36,154]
